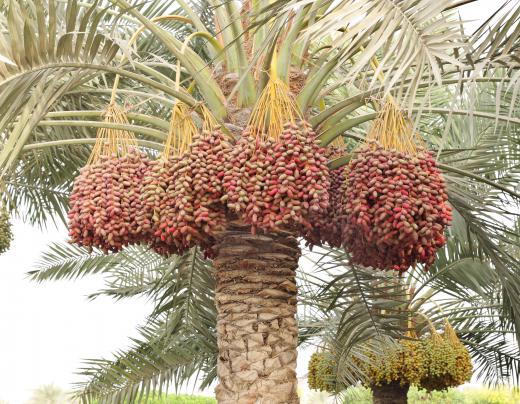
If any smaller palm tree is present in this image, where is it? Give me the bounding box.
[28,385,74,404]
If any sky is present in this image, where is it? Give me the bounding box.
[0,2,509,403]
[0,221,153,403]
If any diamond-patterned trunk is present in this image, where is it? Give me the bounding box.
[213,221,300,404]
[372,382,410,404]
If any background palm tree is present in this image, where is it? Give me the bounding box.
[1,0,520,402]
[28,385,73,404]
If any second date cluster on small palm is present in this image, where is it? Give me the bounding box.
[67,84,451,273]
[308,320,472,394]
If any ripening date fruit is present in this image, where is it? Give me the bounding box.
[68,149,151,253]
[142,130,232,256]
[223,121,330,235]
[342,142,452,272]
[303,146,347,249]
[0,207,12,254]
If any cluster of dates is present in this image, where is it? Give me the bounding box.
[0,207,12,254]
[68,123,331,255]
[342,142,452,271]
[223,121,330,234]
[310,325,471,394]
[302,146,347,248]
[67,123,452,274]
[68,150,150,253]
[139,130,232,256]
[138,156,181,255]
[361,324,471,391]
[307,352,337,393]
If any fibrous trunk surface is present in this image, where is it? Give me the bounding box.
[372,382,410,404]
[213,221,300,404]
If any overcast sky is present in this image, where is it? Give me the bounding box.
[0,2,508,403]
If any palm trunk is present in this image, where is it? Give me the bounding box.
[372,382,409,404]
[213,221,300,404]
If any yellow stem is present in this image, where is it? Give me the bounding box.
[182,31,224,54]
[87,103,138,165]
[175,31,224,92]
[270,49,279,80]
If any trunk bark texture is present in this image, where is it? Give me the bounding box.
[372,383,410,404]
[213,221,300,404]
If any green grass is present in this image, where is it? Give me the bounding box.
[459,387,520,404]
[146,395,216,404]
[141,389,520,403]
[342,386,520,404]
[74,389,520,404]
[95,395,216,404]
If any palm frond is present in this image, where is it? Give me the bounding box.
[75,315,218,404]
[30,242,121,281]
[0,0,122,172]
[305,239,520,389]
[72,247,217,403]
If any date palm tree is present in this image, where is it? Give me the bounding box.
[2,0,520,403]
[29,385,71,404]
[30,227,520,402]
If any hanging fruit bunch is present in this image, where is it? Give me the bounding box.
[362,338,426,388]
[67,103,150,253]
[223,57,330,235]
[0,205,13,255]
[138,154,181,256]
[139,102,199,256]
[307,352,337,393]
[303,140,348,248]
[342,100,452,272]
[419,321,472,391]
[142,102,232,257]
[337,321,472,392]
[184,126,233,257]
